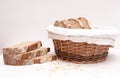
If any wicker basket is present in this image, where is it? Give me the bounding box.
[53,39,111,63]
[47,25,117,63]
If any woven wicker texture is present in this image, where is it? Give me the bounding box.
[53,39,112,63]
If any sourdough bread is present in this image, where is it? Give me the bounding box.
[4,54,57,65]
[3,47,50,60]
[3,41,42,54]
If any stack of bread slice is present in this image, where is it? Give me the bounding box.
[54,17,91,29]
[3,41,57,65]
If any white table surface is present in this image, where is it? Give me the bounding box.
[0,39,120,78]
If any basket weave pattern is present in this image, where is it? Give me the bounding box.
[53,39,111,63]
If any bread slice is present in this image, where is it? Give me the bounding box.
[54,20,60,27]
[77,17,91,29]
[3,41,42,54]
[3,54,57,65]
[67,18,84,29]
[54,17,91,29]
[3,47,50,60]
[62,20,71,28]
[54,20,66,28]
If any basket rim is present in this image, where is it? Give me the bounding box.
[47,25,119,37]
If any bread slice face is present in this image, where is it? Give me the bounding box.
[3,54,57,65]
[67,18,84,29]
[77,17,91,29]
[3,47,50,60]
[3,41,42,54]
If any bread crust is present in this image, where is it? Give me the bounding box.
[77,17,91,29]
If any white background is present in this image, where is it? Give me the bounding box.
[0,0,120,78]
[0,0,120,54]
